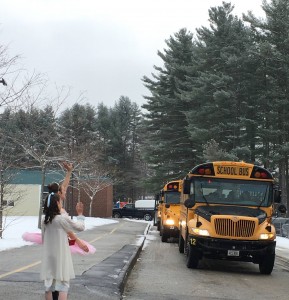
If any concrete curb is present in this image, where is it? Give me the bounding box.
[118,235,146,297]
[119,222,151,297]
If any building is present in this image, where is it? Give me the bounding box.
[2,169,113,218]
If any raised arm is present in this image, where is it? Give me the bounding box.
[60,161,73,200]
[62,202,86,232]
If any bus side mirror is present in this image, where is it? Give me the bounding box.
[184,198,195,208]
[278,204,287,214]
[183,179,191,194]
[274,190,281,203]
[155,194,160,201]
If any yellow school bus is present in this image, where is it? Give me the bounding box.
[156,189,164,231]
[179,161,285,274]
[160,180,182,242]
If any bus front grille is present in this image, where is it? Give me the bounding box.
[214,218,256,237]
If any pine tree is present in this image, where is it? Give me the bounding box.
[107,96,144,201]
[244,0,289,211]
[184,2,256,163]
[142,28,197,191]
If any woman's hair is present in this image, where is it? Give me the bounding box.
[47,182,60,193]
[43,192,61,224]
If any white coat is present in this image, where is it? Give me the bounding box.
[40,215,85,282]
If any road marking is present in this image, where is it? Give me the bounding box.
[0,223,123,279]
[88,223,124,243]
[0,261,41,279]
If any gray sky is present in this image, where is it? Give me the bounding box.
[0,0,264,110]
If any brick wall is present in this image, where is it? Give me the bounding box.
[66,185,113,218]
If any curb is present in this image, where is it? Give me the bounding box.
[119,222,151,298]
[71,222,150,299]
[118,234,146,297]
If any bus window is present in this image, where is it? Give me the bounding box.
[165,192,180,204]
[193,178,272,207]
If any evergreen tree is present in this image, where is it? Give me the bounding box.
[107,96,143,201]
[244,0,289,211]
[142,28,197,191]
[184,2,255,163]
[58,103,98,158]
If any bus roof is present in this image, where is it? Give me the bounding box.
[188,161,273,180]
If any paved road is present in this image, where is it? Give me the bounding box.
[123,226,289,300]
[0,219,149,300]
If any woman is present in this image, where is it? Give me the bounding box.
[41,192,88,300]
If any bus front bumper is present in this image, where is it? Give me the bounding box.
[188,235,276,263]
[163,225,179,237]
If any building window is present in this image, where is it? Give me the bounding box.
[2,200,15,207]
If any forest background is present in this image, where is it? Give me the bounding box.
[1,1,289,215]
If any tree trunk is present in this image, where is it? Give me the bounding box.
[89,197,93,217]
[285,155,289,217]
[0,166,3,239]
[38,165,46,229]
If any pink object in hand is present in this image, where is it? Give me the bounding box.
[22,232,96,255]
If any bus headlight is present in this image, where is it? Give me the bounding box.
[165,219,175,225]
[192,228,210,236]
[259,233,275,240]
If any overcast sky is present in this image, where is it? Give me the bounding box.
[0,0,264,110]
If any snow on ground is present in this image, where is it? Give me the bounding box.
[0,216,118,252]
[1,216,289,252]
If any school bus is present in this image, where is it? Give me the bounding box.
[159,180,182,242]
[156,190,163,231]
[179,161,286,274]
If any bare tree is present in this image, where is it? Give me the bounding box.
[0,44,43,109]
[78,164,116,217]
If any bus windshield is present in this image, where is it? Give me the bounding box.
[164,192,181,204]
[192,178,272,207]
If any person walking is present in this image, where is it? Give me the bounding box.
[41,192,89,300]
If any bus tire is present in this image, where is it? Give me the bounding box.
[157,221,160,231]
[160,224,163,236]
[161,231,168,242]
[259,253,275,275]
[113,212,121,218]
[144,213,152,221]
[186,242,199,269]
[178,232,184,253]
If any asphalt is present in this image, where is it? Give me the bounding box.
[67,224,289,300]
[1,223,288,300]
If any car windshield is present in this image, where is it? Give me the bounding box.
[164,191,180,204]
[192,178,272,207]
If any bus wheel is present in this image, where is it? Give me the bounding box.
[161,231,168,242]
[178,232,184,253]
[113,212,121,218]
[144,214,152,221]
[259,253,275,275]
[186,243,199,269]
[157,221,160,231]
[162,233,168,243]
